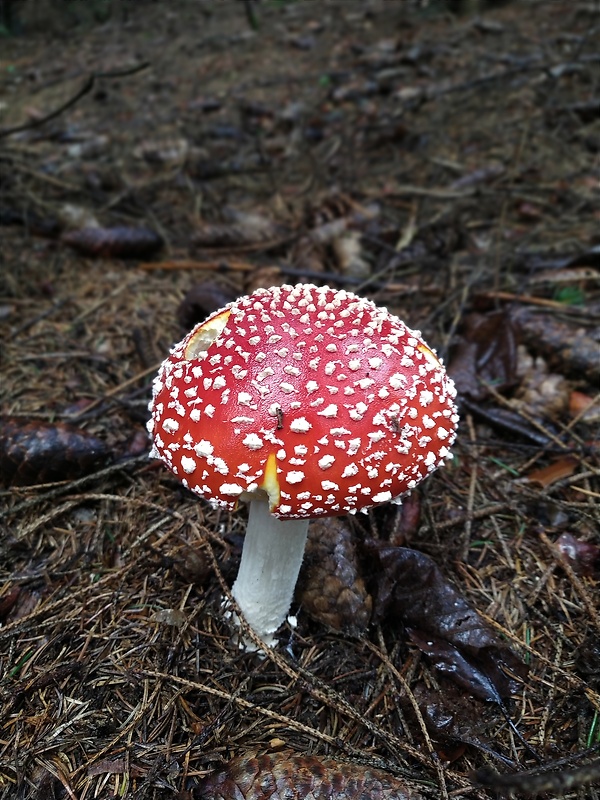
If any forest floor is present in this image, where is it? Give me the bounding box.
[1,1,599,798]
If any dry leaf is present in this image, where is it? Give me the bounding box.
[524,456,578,488]
[569,390,600,423]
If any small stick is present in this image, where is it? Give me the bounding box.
[0,62,150,139]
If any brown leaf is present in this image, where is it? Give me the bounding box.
[524,456,578,488]
[62,226,163,258]
[0,417,110,486]
[569,390,600,423]
[412,681,514,766]
[194,753,424,800]
[448,311,518,401]
[0,587,21,622]
[244,266,286,295]
[88,758,128,776]
[298,518,372,636]
[407,629,504,705]
[367,543,526,700]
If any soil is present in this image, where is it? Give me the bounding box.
[1,1,599,798]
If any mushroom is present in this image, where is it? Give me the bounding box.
[148,283,458,646]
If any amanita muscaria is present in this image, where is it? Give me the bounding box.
[148,283,458,646]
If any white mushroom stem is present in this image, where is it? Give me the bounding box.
[231,499,309,648]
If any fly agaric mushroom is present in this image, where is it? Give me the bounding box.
[148,283,458,646]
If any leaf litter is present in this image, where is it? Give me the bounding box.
[0,1,599,798]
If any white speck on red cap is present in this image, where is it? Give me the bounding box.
[181,456,197,474]
[290,417,311,433]
[318,455,335,470]
[243,433,264,450]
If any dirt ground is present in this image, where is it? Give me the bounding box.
[1,1,600,798]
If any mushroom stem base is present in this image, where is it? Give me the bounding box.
[231,500,309,648]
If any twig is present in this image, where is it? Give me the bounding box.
[473,757,600,796]
[0,454,149,521]
[0,62,150,139]
[539,531,600,633]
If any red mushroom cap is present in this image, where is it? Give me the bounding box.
[148,283,458,518]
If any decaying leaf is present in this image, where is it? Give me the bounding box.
[463,402,557,447]
[407,629,505,704]
[194,752,424,800]
[0,417,109,486]
[448,311,518,401]
[177,282,239,331]
[298,518,372,636]
[412,681,513,766]
[62,226,163,258]
[244,266,286,295]
[367,543,526,700]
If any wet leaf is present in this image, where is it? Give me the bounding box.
[412,681,514,766]
[448,311,518,401]
[367,543,526,700]
[62,226,163,258]
[0,417,110,486]
[194,752,423,800]
[556,532,600,577]
[298,518,372,636]
[463,402,556,447]
[407,629,503,704]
